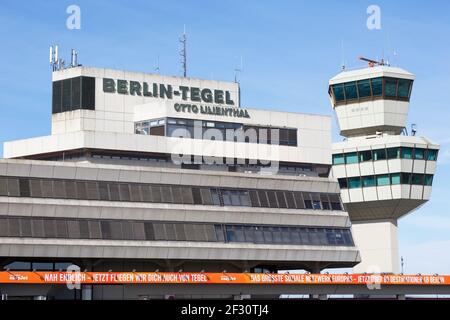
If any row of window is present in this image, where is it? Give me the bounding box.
[135,118,298,146]
[332,147,438,165]
[3,261,75,271]
[0,177,343,211]
[338,173,434,189]
[329,77,413,105]
[0,217,354,246]
[52,76,96,114]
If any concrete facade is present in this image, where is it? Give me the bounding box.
[0,66,360,299]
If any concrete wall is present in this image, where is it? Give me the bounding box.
[351,220,399,274]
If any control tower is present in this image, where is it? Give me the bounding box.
[328,58,440,273]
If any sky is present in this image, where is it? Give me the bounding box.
[0,0,449,274]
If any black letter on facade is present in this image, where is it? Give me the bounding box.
[129,81,142,96]
[117,80,128,94]
[103,78,116,93]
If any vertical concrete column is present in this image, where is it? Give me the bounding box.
[82,285,93,300]
[352,219,399,274]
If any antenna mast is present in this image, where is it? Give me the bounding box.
[234,56,243,83]
[179,26,187,77]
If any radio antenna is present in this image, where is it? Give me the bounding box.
[179,25,187,77]
[234,56,243,83]
[155,54,160,74]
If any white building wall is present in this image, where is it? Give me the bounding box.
[352,220,399,274]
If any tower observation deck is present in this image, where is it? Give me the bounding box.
[329,61,439,273]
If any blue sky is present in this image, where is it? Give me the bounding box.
[0,0,449,274]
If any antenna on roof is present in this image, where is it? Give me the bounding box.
[49,45,58,71]
[340,39,346,70]
[411,123,417,136]
[50,45,80,71]
[358,56,386,67]
[70,49,79,67]
[179,25,187,77]
[155,54,160,74]
[234,56,243,83]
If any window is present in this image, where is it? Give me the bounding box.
[293,192,305,209]
[414,148,425,160]
[371,77,382,96]
[171,186,182,204]
[345,152,358,164]
[387,147,400,159]
[359,150,372,162]
[285,192,296,209]
[230,191,241,206]
[362,175,376,187]
[330,202,342,210]
[411,174,424,185]
[397,79,411,98]
[400,173,411,184]
[373,149,386,161]
[211,189,221,206]
[377,174,390,186]
[332,84,345,101]
[332,154,345,165]
[200,188,213,205]
[357,79,371,98]
[258,191,269,207]
[119,184,131,201]
[426,149,438,161]
[52,76,95,114]
[401,147,413,159]
[344,82,358,100]
[19,179,30,197]
[348,177,361,189]
[160,186,172,203]
[312,200,322,210]
[267,191,278,208]
[385,78,398,97]
[304,199,313,209]
[192,187,202,204]
[424,175,433,186]
[276,191,287,208]
[249,190,260,207]
[338,178,348,189]
[390,173,400,185]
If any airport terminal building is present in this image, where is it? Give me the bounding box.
[0,66,361,299]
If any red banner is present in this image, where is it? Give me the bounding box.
[0,272,449,285]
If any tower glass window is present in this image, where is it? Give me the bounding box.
[412,174,424,185]
[332,84,345,102]
[345,152,358,164]
[348,177,361,189]
[359,150,372,162]
[413,148,425,160]
[357,79,371,98]
[390,173,401,185]
[376,174,390,186]
[371,77,383,96]
[424,175,434,186]
[332,154,345,165]
[384,78,398,97]
[426,149,438,161]
[373,149,386,161]
[397,79,412,98]
[362,176,376,187]
[344,82,358,100]
[401,147,413,159]
[387,147,400,159]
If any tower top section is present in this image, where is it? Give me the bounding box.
[328,64,415,138]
